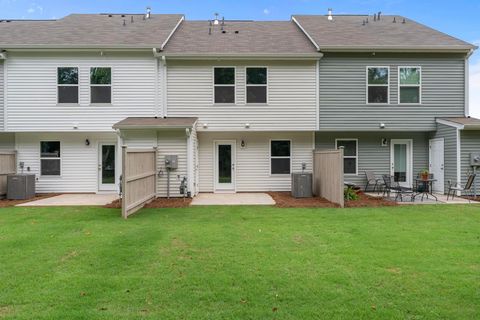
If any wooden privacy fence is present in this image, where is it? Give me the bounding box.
[0,151,17,197]
[313,149,344,207]
[121,147,157,219]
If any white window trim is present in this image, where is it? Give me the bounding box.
[366,66,390,105]
[398,66,422,105]
[39,141,62,177]
[213,66,236,105]
[56,66,79,105]
[89,66,113,105]
[335,138,358,175]
[269,139,292,176]
[245,66,269,105]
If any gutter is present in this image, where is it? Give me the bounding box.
[153,53,323,60]
[465,48,475,117]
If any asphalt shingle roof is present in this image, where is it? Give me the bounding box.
[292,15,475,51]
[162,20,319,55]
[0,14,184,49]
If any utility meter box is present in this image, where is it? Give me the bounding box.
[470,153,480,166]
[165,155,178,170]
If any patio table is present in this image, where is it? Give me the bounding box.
[413,178,438,202]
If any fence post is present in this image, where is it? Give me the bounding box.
[121,146,128,219]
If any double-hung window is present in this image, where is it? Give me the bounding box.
[57,67,78,104]
[336,139,358,175]
[367,67,389,104]
[40,141,61,176]
[214,67,235,104]
[90,67,112,104]
[246,67,267,103]
[399,67,421,104]
[270,140,291,174]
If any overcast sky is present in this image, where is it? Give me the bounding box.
[1,0,479,117]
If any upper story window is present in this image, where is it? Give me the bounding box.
[57,67,78,104]
[214,67,235,104]
[270,140,291,174]
[40,141,61,176]
[367,67,389,104]
[336,139,358,175]
[399,67,421,104]
[246,67,267,104]
[90,67,111,104]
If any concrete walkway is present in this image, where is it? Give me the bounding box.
[365,192,478,205]
[191,193,275,206]
[17,193,118,207]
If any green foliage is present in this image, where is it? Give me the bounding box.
[344,186,359,201]
[0,205,479,319]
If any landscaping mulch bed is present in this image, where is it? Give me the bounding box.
[268,192,339,208]
[268,191,396,208]
[461,196,480,202]
[104,197,192,209]
[0,193,60,208]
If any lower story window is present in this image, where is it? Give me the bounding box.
[336,139,358,175]
[271,140,291,174]
[40,141,61,176]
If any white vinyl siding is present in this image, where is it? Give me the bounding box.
[0,61,4,131]
[15,132,117,193]
[5,52,160,131]
[157,130,188,198]
[167,60,317,131]
[198,132,313,192]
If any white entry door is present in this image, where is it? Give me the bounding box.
[214,141,236,192]
[98,143,116,191]
[390,139,413,188]
[429,138,445,193]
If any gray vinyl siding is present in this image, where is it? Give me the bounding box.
[319,53,466,131]
[430,123,458,192]
[460,130,480,194]
[0,61,4,131]
[315,132,429,188]
[167,60,317,131]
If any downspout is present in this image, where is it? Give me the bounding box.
[315,53,324,131]
[464,49,474,117]
[152,49,168,118]
[1,50,8,132]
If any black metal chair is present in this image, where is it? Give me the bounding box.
[364,170,384,193]
[382,175,415,202]
[447,174,476,202]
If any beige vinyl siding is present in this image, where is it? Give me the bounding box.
[6,52,160,132]
[0,61,4,131]
[0,133,15,150]
[319,53,465,131]
[460,130,480,193]
[430,123,458,192]
[15,132,116,193]
[157,130,188,197]
[198,132,313,192]
[167,60,317,131]
[316,132,429,188]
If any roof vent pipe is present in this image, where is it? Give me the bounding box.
[146,7,151,19]
[373,13,377,21]
[327,8,333,21]
[378,11,381,20]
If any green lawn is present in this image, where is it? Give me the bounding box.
[0,205,479,319]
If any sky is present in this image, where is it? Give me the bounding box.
[1,0,479,117]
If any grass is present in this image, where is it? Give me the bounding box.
[0,205,479,319]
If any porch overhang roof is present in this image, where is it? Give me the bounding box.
[113,117,198,130]
[436,117,480,130]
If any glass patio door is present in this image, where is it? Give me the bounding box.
[98,143,116,191]
[390,139,412,187]
[215,141,236,192]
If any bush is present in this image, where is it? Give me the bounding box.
[344,186,359,201]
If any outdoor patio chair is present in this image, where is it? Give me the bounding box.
[382,175,415,202]
[364,170,384,193]
[447,174,476,202]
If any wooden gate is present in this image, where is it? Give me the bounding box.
[313,149,344,207]
[121,147,157,218]
[0,151,17,197]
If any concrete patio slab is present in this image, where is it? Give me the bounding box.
[191,193,275,206]
[365,192,478,205]
[17,193,118,207]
